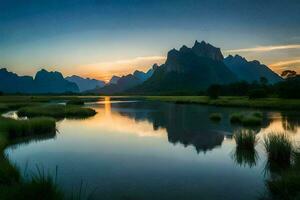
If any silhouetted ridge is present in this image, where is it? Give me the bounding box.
[130,40,237,94]
[224,55,282,83]
[0,68,79,93]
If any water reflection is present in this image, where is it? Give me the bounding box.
[232,148,259,168]
[4,97,300,200]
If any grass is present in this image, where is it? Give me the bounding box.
[209,113,222,121]
[18,105,96,119]
[241,115,262,126]
[230,112,244,123]
[265,152,300,200]
[232,148,258,168]
[66,100,84,106]
[0,116,63,200]
[143,96,300,110]
[229,112,263,126]
[0,117,56,139]
[233,129,258,150]
[264,133,293,165]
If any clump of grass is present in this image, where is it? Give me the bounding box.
[252,111,263,118]
[66,99,84,106]
[233,129,257,150]
[232,148,258,168]
[18,105,96,119]
[209,113,222,121]
[230,112,263,126]
[264,133,293,164]
[241,116,262,126]
[230,112,244,123]
[0,117,56,139]
[19,166,64,200]
[265,152,300,200]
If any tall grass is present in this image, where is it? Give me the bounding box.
[66,100,84,106]
[18,105,96,119]
[0,117,56,139]
[232,148,258,168]
[233,129,257,150]
[264,133,293,164]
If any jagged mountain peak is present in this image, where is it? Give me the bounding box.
[192,40,224,61]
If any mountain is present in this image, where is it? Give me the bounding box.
[130,41,238,94]
[133,67,154,82]
[0,68,79,93]
[87,74,143,94]
[0,68,34,93]
[224,55,282,83]
[66,75,105,92]
[108,76,120,84]
[87,64,157,94]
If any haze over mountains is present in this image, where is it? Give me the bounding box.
[66,75,105,92]
[0,40,282,94]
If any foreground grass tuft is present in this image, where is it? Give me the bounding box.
[18,105,96,119]
[209,113,222,121]
[264,133,293,165]
[0,117,56,139]
[233,129,257,150]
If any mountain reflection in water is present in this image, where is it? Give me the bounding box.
[5,97,300,200]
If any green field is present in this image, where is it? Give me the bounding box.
[142,96,300,110]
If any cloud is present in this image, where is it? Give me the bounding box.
[269,59,300,73]
[226,44,300,53]
[269,59,300,67]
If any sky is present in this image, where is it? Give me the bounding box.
[1,0,300,81]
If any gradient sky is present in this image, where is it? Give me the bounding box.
[1,0,300,81]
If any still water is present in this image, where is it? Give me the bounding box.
[5,97,300,200]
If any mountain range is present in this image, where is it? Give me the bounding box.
[86,66,155,94]
[66,75,105,92]
[0,40,283,94]
[224,55,282,83]
[0,68,79,94]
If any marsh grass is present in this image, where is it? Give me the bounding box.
[230,112,263,126]
[209,113,222,121]
[18,105,96,119]
[264,133,293,165]
[66,100,84,106]
[265,152,300,200]
[233,130,258,150]
[230,112,244,123]
[232,148,258,168]
[23,166,63,200]
[241,116,262,126]
[0,117,56,139]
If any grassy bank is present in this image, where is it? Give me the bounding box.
[18,105,96,119]
[143,96,300,110]
[0,117,63,200]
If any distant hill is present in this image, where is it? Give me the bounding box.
[66,75,105,92]
[108,76,120,84]
[0,68,79,94]
[130,41,238,94]
[224,55,282,83]
[87,65,157,94]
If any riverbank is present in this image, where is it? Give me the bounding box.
[0,117,63,200]
[142,96,300,110]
